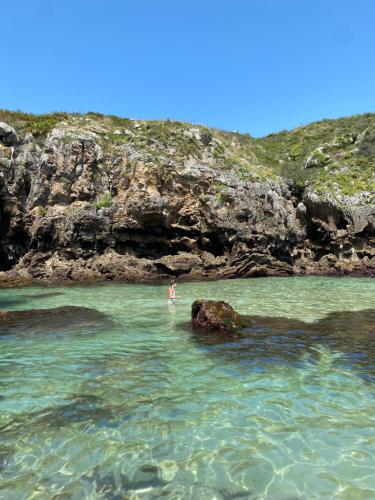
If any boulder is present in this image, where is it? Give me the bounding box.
[191,299,244,332]
[0,122,18,146]
[304,146,331,169]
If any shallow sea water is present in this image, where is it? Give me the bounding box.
[0,276,375,499]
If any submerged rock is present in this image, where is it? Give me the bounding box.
[191,301,375,385]
[191,300,375,377]
[0,291,62,308]
[0,305,112,335]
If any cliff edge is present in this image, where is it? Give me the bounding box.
[1,110,375,285]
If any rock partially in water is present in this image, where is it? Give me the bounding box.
[0,272,33,288]
[191,298,308,335]
[191,301,375,382]
[192,299,248,332]
[0,305,112,335]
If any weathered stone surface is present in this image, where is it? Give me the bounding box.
[0,122,18,146]
[192,299,244,332]
[0,115,375,285]
[304,146,331,169]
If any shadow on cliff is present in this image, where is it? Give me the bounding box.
[187,309,375,383]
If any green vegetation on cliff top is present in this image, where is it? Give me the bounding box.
[1,109,375,201]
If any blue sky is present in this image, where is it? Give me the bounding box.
[2,0,375,136]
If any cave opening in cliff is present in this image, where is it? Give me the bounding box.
[197,233,228,257]
[306,220,332,244]
[115,239,178,260]
[269,243,293,264]
[355,225,375,238]
[0,248,11,271]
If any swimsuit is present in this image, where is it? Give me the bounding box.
[168,288,176,304]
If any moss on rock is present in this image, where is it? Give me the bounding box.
[192,299,251,332]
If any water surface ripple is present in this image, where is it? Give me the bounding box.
[0,277,375,499]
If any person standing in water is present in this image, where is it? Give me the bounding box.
[168,280,179,304]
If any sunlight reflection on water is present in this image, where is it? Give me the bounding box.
[0,276,375,499]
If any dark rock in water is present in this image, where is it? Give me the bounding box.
[0,291,63,308]
[191,301,375,383]
[0,296,30,308]
[28,291,64,300]
[32,394,115,429]
[0,394,122,440]
[0,444,14,473]
[191,298,302,333]
[81,465,169,498]
[0,305,111,335]
[192,299,248,332]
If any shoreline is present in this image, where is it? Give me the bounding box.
[1,267,374,289]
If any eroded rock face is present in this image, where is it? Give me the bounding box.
[0,122,18,146]
[0,116,375,285]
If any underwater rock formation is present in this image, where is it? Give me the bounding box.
[191,300,375,372]
[191,300,375,382]
[0,305,112,334]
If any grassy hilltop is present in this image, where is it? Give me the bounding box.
[1,109,375,202]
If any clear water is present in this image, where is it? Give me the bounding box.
[0,277,375,499]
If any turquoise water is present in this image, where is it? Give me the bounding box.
[0,277,375,499]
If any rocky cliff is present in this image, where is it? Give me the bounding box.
[1,110,375,285]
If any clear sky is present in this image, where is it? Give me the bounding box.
[2,0,375,136]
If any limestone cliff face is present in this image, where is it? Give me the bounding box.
[1,112,375,285]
